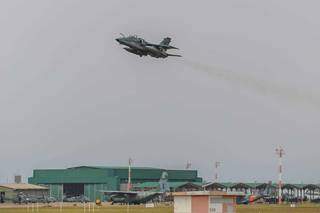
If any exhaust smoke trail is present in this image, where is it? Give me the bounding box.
[183,59,320,108]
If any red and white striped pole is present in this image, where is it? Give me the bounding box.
[275,146,284,204]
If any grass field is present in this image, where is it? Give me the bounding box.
[1,204,320,213]
[237,204,320,213]
[0,205,173,213]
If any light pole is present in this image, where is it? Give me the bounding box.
[127,158,133,191]
[214,161,221,182]
[276,146,284,204]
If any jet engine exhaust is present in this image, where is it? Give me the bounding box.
[183,59,320,109]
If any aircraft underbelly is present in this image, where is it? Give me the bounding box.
[146,47,164,58]
[125,42,144,51]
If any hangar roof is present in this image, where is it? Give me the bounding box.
[0,183,47,190]
[68,166,160,170]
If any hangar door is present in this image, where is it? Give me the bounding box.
[63,183,84,197]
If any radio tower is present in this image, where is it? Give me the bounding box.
[127,158,133,191]
[275,146,284,204]
[214,161,221,182]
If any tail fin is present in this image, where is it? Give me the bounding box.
[160,37,171,46]
[159,172,169,192]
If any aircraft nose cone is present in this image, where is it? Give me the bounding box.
[116,38,123,43]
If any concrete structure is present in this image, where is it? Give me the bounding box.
[28,166,203,201]
[0,183,48,202]
[173,191,241,213]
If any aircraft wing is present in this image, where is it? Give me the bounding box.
[138,192,163,203]
[100,191,138,196]
[145,43,179,50]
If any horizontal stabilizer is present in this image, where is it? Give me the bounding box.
[166,45,179,50]
[167,53,182,57]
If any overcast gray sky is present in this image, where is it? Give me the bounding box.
[1,0,320,184]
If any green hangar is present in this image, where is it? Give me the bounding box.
[28,166,203,201]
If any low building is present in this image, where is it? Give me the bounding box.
[173,191,242,213]
[203,182,320,200]
[0,183,48,202]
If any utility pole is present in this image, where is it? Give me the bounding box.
[275,146,284,204]
[127,158,133,191]
[214,161,221,182]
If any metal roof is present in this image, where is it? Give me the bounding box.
[204,182,318,190]
[68,166,161,170]
[172,191,244,196]
[0,183,47,190]
[138,181,203,189]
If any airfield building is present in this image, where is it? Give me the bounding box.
[173,191,241,213]
[0,183,48,203]
[28,166,203,201]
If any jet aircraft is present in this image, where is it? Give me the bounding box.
[13,192,57,204]
[102,191,163,205]
[237,183,276,204]
[101,172,170,205]
[115,34,181,58]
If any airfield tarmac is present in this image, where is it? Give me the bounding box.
[1,203,320,213]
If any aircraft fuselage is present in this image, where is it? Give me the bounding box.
[116,36,174,58]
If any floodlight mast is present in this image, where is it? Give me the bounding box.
[214,161,221,182]
[185,161,192,169]
[276,146,284,204]
[127,158,133,191]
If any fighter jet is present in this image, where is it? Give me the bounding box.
[237,183,276,205]
[115,34,181,58]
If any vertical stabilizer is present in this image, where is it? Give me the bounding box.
[159,172,169,192]
[160,37,171,46]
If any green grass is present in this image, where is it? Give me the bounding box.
[236,203,320,213]
[0,206,173,213]
[1,204,320,213]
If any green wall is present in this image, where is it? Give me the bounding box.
[48,184,63,200]
[29,167,114,184]
[84,184,107,201]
